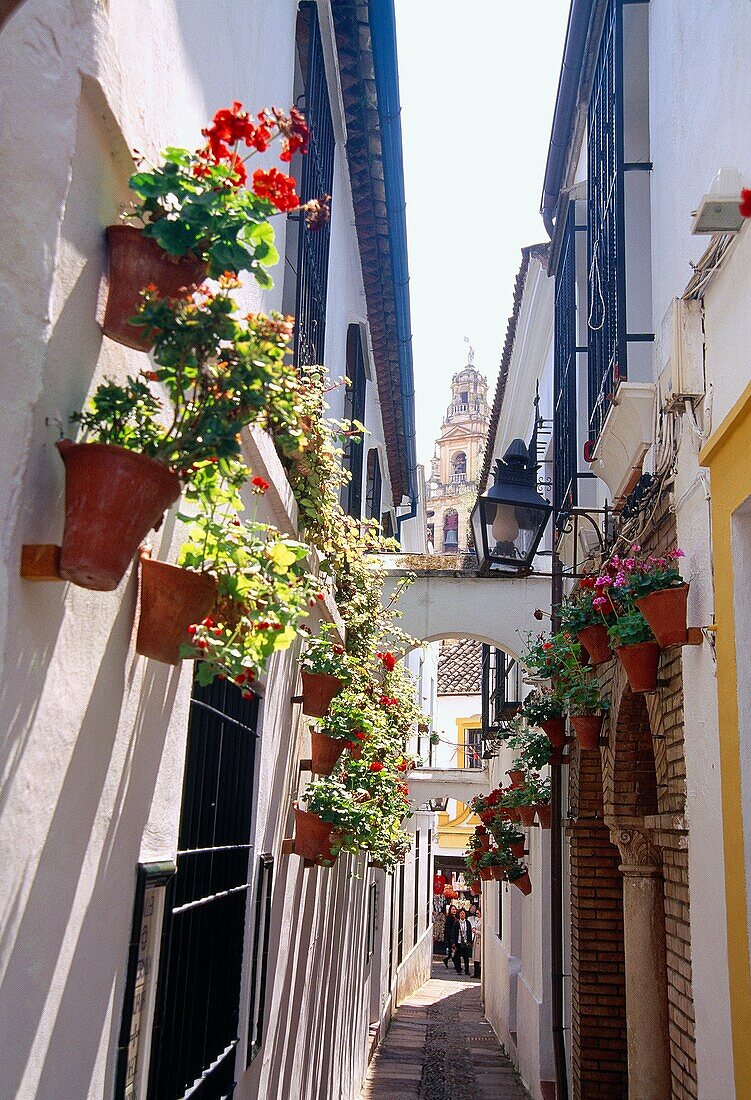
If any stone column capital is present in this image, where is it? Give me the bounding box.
[610,826,662,873]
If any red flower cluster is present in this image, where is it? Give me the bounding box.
[354,731,367,741]
[251,476,270,494]
[396,759,409,773]
[580,575,596,590]
[275,105,310,162]
[378,695,399,707]
[204,102,269,160]
[377,651,397,671]
[397,783,409,796]
[369,762,384,773]
[252,167,300,212]
[333,644,345,656]
[740,188,751,218]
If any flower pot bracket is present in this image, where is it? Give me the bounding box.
[298,758,312,772]
[20,544,62,581]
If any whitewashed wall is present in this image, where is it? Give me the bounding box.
[0,3,426,1099]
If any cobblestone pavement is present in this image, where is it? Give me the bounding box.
[360,961,531,1100]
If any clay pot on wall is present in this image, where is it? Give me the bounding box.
[479,867,493,881]
[636,584,689,648]
[57,440,181,591]
[300,671,344,718]
[534,805,552,829]
[517,806,536,828]
[136,556,217,664]
[293,807,334,861]
[507,769,526,789]
[311,730,346,775]
[577,623,612,665]
[570,712,605,751]
[616,641,661,694]
[490,866,505,881]
[540,718,567,748]
[506,807,522,823]
[511,869,532,896]
[103,225,207,350]
[510,837,526,859]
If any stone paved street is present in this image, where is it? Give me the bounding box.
[360,962,531,1100]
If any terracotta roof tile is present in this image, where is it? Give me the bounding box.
[437,638,483,696]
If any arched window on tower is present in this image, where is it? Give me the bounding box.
[443,509,459,551]
[451,452,467,482]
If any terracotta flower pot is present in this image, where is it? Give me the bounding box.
[315,830,344,866]
[507,769,526,789]
[479,810,495,824]
[636,584,689,648]
[511,870,532,896]
[479,867,493,881]
[510,838,526,859]
[475,835,490,851]
[103,224,207,350]
[490,866,505,881]
[577,623,612,665]
[534,804,552,829]
[300,670,344,718]
[540,718,567,748]
[57,440,181,591]
[136,557,217,664]
[311,730,346,775]
[518,806,536,827]
[293,807,334,861]
[349,744,363,761]
[616,641,661,694]
[506,807,521,823]
[570,712,605,751]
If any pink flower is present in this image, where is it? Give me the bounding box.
[668,549,685,559]
[593,596,607,608]
[614,572,627,587]
[631,544,641,553]
[595,576,611,588]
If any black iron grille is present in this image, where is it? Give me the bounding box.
[554,205,579,529]
[587,0,626,446]
[150,679,258,1100]
[294,1,335,368]
[481,646,523,738]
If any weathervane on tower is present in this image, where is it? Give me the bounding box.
[463,335,475,366]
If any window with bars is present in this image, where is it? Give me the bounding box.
[587,0,626,447]
[365,449,382,523]
[464,727,483,770]
[554,204,579,528]
[149,679,258,1100]
[341,325,367,516]
[247,855,274,1065]
[293,1,335,368]
[413,830,421,943]
[481,645,523,738]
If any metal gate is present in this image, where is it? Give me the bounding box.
[149,678,259,1100]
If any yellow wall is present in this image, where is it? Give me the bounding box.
[700,379,751,1096]
[437,715,482,849]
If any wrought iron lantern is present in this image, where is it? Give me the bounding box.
[470,439,552,573]
[428,796,449,813]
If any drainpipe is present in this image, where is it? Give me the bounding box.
[551,551,569,1100]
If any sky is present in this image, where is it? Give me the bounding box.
[393,0,571,468]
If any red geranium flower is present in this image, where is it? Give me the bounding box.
[369,762,384,772]
[740,188,751,218]
[355,731,367,741]
[380,652,396,671]
[251,475,270,494]
[252,167,300,212]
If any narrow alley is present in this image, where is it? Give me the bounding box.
[360,963,531,1100]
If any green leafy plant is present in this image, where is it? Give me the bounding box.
[177,472,317,687]
[520,689,564,725]
[505,716,552,770]
[318,691,378,743]
[558,576,616,633]
[73,293,303,478]
[522,630,582,679]
[526,774,551,805]
[607,608,655,647]
[301,622,352,681]
[561,665,609,716]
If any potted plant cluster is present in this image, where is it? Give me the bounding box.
[559,576,615,665]
[562,666,610,750]
[311,691,376,775]
[618,547,689,647]
[520,689,567,749]
[299,623,352,718]
[103,102,325,349]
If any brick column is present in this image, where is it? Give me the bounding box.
[614,828,671,1100]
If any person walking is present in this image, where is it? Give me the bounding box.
[451,907,474,975]
[469,906,482,978]
[443,904,458,968]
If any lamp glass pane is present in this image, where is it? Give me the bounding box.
[485,501,546,563]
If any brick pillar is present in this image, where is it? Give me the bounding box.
[614,828,671,1100]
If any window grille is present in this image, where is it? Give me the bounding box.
[464,727,483,770]
[365,449,382,523]
[554,205,579,529]
[587,0,626,446]
[150,679,259,1100]
[481,646,523,738]
[413,830,421,942]
[366,880,378,962]
[294,2,335,368]
[342,325,367,516]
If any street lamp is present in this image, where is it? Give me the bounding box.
[428,797,449,813]
[470,438,552,573]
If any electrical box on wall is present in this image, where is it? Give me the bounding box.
[657,298,705,410]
